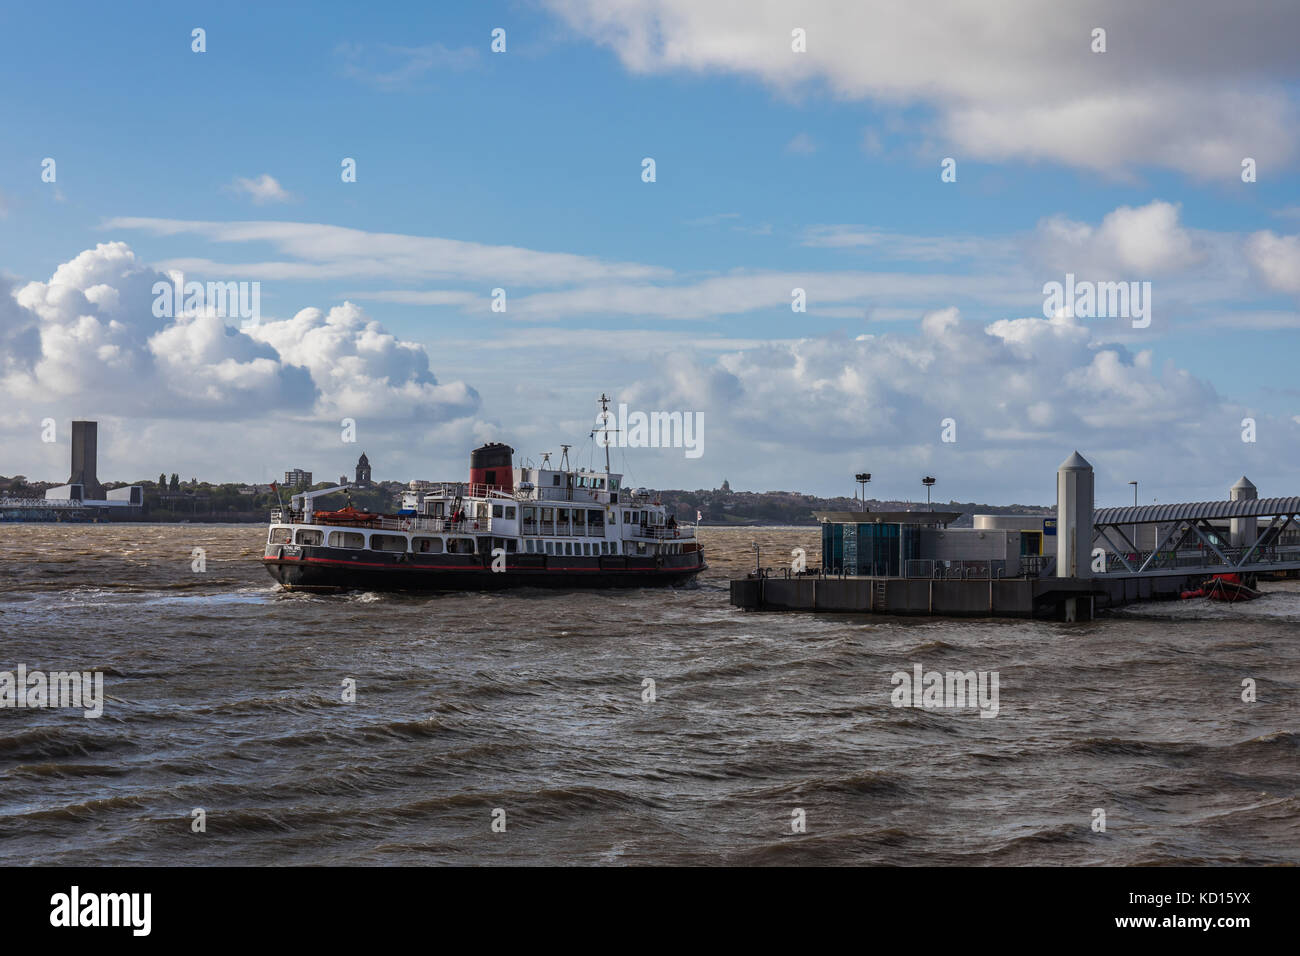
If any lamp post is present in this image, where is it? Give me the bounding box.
[855,473,871,512]
[1128,480,1138,508]
[922,476,936,511]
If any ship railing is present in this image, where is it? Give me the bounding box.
[268,509,493,534]
[423,482,517,501]
[630,525,693,540]
[523,522,608,537]
[529,486,611,503]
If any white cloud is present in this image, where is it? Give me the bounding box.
[105,203,1288,330]
[784,132,816,155]
[104,217,670,286]
[336,42,479,90]
[1244,230,1300,293]
[541,0,1300,177]
[228,174,293,205]
[609,306,1287,501]
[1,242,476,429]
[802,225,1014,263]
[1032,201,1206,276]
[246,302,478,421]
[5,243,1295,499]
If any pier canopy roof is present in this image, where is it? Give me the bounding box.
[815,510,961,526]
[1093,496,1300,526]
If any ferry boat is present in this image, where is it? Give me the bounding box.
[262,399,706,592]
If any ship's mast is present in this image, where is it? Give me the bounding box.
[598,393,616,475]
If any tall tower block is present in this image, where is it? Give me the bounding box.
[68,421,104,500]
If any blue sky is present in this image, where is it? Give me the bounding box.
[2,1,1299,505]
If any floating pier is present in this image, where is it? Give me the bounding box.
[730,453,1300,620]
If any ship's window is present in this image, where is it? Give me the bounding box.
[637,542,647,555]
[492,504,503,518]
[413,537,443,554]
[328,531,365,549]
[565,542,573,555]
[476,502,489,519]
[269,526,292,544]
[371,534,409,552]
[295,529,323,546]
[552,475,561,486]
[505,506,515,519]
[506,540,517,553]
[545,542,554,555]
[448,538,475,554]
[623,511,631,523]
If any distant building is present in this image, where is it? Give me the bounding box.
[355,453,372,487]
[721,478,731,493]
[284,468,312,487]
[35,420,142,516]
[68,421,105,501]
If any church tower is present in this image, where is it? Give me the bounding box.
[355,452,372,487]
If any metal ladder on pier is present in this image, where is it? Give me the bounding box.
[873,579,887,611]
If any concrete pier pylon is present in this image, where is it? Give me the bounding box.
[1056,451,1095,579]
[1229,476,1257,548]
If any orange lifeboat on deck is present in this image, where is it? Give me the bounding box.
[313,506,382,527]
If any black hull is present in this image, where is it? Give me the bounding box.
[263,545,706,592]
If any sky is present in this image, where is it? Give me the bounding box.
[1,0,1299,507]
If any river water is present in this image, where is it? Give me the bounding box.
[1,524,1295,865]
